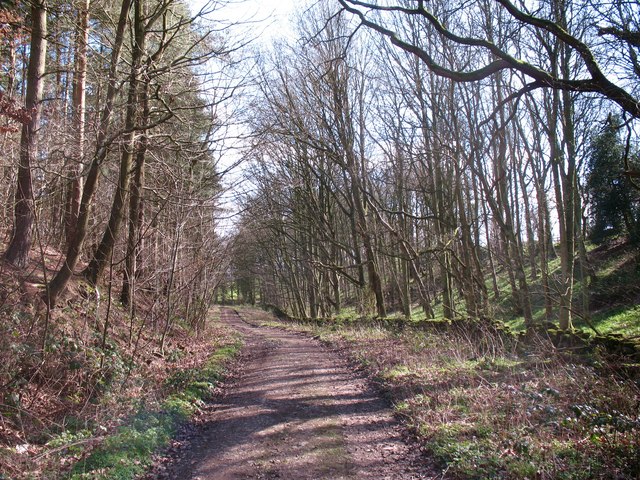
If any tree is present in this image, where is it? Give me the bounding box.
[587,115,640,243]
[337,0,640,120]
[81,0,148,285]
[45,0,133,306]
[3,0,46,268]
[240,6,389,319]
[333,0,626,331]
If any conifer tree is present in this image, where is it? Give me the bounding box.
[586,115,640,243]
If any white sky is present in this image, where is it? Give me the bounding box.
[188,1,299,233]
[191,0,296,42]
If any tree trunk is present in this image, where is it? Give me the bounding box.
[4,1,47,268]
[120,81,149,310]
[350,169,385,317]
[65,0,90,248]
[546,2,577,331]
[46,0,132,307]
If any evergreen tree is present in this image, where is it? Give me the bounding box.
[586,115,640,244]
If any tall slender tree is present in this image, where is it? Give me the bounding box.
[4,0,47,268]
[46,0,132,306]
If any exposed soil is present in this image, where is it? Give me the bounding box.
[148,308,437,479]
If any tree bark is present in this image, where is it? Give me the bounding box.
[4,1,47,268]
[46,0,132,306]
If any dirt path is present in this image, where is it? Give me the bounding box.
[153,308,435,479]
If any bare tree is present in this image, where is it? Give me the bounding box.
[337,0,640,119]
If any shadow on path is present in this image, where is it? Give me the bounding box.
[156,308,434,480]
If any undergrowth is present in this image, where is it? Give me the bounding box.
[68,338,241,479]
[0,289,240,480]
[246,307,640,479]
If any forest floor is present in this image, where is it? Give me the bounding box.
[144,308,436,480]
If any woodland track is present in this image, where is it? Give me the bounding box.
[150,308,435,479]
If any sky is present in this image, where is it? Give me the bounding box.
[191,0,297,42]
[188,1,300,233]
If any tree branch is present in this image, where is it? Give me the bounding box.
[338,0,640,118]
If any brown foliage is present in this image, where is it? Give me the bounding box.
[0,8,24,42]
[0,246,229,478]
[0,92,31,131]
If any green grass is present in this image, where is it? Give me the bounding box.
[68,339,242,479]
[389,348,640,479]
[476,241,640,338]
[381,364,415,380]
[589,305,640,337]
[333,307,359,321]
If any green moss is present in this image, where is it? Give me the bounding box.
[381,364,414,380]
